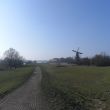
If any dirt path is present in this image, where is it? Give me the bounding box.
[0,67,50,110]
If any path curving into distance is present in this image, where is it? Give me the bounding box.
[0,67,50,110]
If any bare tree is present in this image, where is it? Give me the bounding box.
[4,48,24,69]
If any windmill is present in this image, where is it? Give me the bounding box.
[72,48,83,64]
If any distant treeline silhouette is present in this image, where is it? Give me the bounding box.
[50,53,110,66]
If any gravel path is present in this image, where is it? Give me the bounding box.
[0,67,50,110]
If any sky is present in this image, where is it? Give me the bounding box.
[0,0,110,60]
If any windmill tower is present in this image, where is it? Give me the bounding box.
[72,48,83,64]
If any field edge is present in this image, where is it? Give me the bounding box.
[0,65,36,100]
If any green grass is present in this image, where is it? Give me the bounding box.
[41,64,110,110]
[0,66,35,97]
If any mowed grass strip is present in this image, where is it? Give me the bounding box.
[41,64,110,110]
[0,66,35,97]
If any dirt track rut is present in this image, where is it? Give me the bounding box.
[0,67,50,110]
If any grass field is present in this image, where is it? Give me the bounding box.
[41,64,110,110]
[0,65,35,98]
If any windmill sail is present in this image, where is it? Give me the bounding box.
[72,50,77,52]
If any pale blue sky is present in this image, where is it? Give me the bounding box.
[0,0,110,60]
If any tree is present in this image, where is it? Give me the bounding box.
[91,53,110,66]
[4,48,24,69]
[81,57,90,65]
[65,57,74,64]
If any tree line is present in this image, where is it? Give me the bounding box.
[0,48,37,70]
[49,53,110,66]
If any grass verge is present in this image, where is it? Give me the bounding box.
[0,65,35,98]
